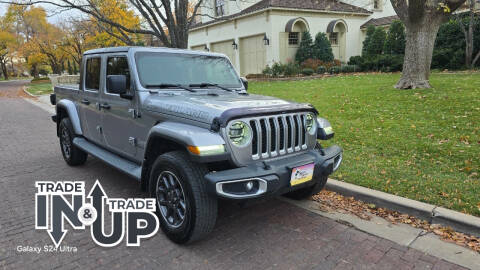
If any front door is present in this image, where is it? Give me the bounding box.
[100,55,139,160]
[79,56,103,145]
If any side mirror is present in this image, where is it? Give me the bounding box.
[241,77,248,91]
[106,75,127,95]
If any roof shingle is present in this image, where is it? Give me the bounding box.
[191,0,372,30]
[360,15,400,29]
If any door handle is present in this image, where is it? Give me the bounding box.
[81,99,90,105]
[99,103,111,110]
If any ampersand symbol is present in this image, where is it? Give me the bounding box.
[83,209,92,219]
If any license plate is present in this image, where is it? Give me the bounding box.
[290,163,314,186]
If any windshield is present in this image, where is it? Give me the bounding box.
[135,52,242,89]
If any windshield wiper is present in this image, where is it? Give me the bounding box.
[145,84,196,92]
[189,83,233,92]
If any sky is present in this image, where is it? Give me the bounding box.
[0,2,82,24]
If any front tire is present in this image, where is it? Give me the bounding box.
[149,151,217,244]
[59,117,87,166]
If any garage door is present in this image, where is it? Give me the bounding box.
[211,40,236,68]
[191,45,205,51]
[240,34,266,76]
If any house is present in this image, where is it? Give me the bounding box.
[188,0,398,76]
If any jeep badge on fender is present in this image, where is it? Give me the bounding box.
[50,47,343,244]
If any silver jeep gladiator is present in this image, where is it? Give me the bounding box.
[51,47,343,244]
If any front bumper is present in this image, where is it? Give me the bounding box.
[204,145,342,199]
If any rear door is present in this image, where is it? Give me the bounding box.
[78,56,103,145]
[100,54,140,160]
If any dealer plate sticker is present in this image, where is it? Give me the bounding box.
[290,163,314,186]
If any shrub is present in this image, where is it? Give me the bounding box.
[262,62,300,77]
[301,59,323,70]
[301,68,314,76]
[302,59,341,71]
[262,65,273,76]
[340,65,357,73]
[366,27,387,56]
[358,54,404,72]
[295,31,314,64]
[432,48,464,70]
[348,56,363,66]
[329,66,340,74]
[271,62,286,77]
[284,62,301,76]
[362,25,376,56]
[432,19,466,70]
[313,33,334,62]
[31,77,50,82]
[317,66,327,74]
[384,20,406,55]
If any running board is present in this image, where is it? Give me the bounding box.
[73,137,141,181]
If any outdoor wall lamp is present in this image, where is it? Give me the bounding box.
[204,45,210,51]
[232,40,238,50]
[263,34,270,46]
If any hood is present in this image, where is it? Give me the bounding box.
[143,91,314,124]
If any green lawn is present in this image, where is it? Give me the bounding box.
[250,73,480,216]
[26,80,53,96]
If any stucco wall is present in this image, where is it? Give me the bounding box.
[189,6,396,74]
[269,10,369,64]
[189,12,272,73]
[200,0,261,24]
[340,0,396,19]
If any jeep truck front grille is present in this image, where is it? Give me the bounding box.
[249,113,308,160]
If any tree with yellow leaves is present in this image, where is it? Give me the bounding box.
[0,11,17,80]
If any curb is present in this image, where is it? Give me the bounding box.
[23,85,40,97]
[325,179,480,237]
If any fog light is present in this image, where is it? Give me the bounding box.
[245,181,254,191]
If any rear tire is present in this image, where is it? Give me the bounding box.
[59,117,87,166]
[149,151,217,244]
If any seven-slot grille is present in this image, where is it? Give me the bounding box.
[249,113,309,160]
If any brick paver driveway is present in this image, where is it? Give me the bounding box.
[0,81,467,269]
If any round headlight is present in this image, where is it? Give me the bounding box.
[228,121,251,147]
[305,113,316,134]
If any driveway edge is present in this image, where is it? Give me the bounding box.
[22,85,40,97]
[325,179,480,237]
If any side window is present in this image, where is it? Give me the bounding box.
[106,56,130,93]
[85,58,101,91]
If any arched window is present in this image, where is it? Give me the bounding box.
[326,20,348,61]
[285,18,310,46]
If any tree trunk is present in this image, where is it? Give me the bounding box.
[1,61,9,81]
[465,0,475,69]
[10,58,16,77]
[473,51,480,66]
[396,18,443,89]
[31,64,39,79]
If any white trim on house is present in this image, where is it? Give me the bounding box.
[190,7,371,32]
